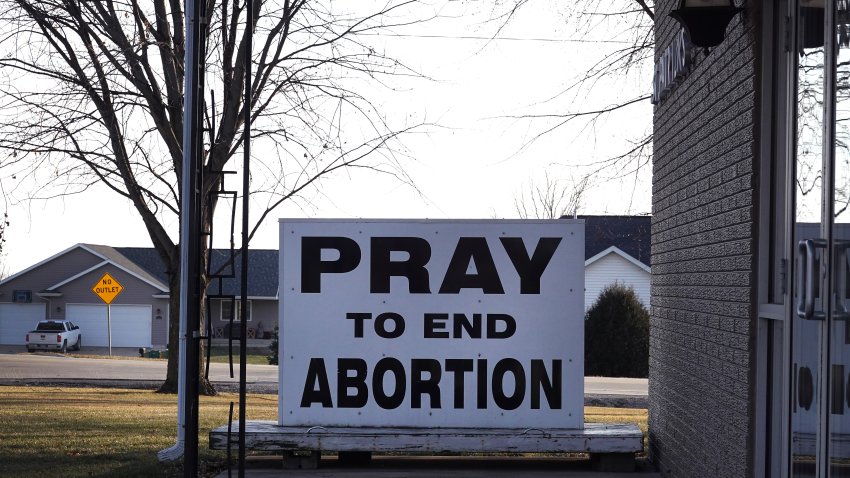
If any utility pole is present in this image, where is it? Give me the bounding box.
[180,0,205,475]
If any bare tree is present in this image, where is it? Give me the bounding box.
[0,0,432,393]
[496,0,654,206]
[515,172,587,219]
[0,209,7,279]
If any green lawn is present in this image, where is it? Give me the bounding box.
[0,386,647,477]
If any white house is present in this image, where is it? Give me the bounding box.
[578,215,651,311]
[584,245,651,310]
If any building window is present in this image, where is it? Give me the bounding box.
[12,290,32,303]
[220,299,252,322]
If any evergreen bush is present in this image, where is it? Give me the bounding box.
[267,325,279,365]
[584,283,649,378]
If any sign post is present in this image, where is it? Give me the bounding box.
[91,272,124,356]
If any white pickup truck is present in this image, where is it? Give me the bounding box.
[26,320,82,353]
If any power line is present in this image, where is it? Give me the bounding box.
[359,32,633,44]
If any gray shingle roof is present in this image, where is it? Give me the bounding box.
[207,249,279,298]
[576,215,651,267]
[114,247,279,297]
[82,244,169,291]
[112,247,170,284]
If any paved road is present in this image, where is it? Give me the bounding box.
[0,346,276,387]
[0,347,648,400]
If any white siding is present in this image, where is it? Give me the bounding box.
[584,253,650,310]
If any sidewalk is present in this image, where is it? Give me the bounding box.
[213,455,660,477]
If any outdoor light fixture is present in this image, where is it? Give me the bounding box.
[669,0,743,53]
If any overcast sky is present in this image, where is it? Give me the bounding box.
[3,0,652,276]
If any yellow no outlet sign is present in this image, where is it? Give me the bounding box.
[92,272,124,304]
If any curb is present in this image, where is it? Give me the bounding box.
[0,379,647,408]
[0,378,276,392]
[585,394,648,409]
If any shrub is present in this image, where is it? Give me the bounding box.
[267,326,279,365]
[584,283,649,378]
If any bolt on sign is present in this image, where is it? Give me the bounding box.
[279,219,585,429]
[92,273,124,304]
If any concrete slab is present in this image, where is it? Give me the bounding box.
[213,455,660,477]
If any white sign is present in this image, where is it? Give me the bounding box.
[279,219,585,429]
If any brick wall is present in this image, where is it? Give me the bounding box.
[650,2,759,476]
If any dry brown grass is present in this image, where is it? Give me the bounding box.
[0,386,275,477]
[0,386,646,477]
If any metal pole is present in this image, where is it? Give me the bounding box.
[181,0,204,475]
[238,0,254,475]
[107,304,112,357]
[159,0,204,469]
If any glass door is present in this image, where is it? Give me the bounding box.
[790,2,827,476]
[829,2,850,476]
[789,1,850,476]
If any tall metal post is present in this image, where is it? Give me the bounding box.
[238,0,255,475]
[180,0,204,475]
[107,304,112,357]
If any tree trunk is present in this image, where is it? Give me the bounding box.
[158,269,181,393]
[158,250,217,396]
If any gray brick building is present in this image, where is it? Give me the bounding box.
[651,1,850,476]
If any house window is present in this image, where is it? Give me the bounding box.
[220,299,252,322]
[12,290,32,303]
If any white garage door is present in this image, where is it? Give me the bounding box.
[66,304,152,348]
[0,303,47,345]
